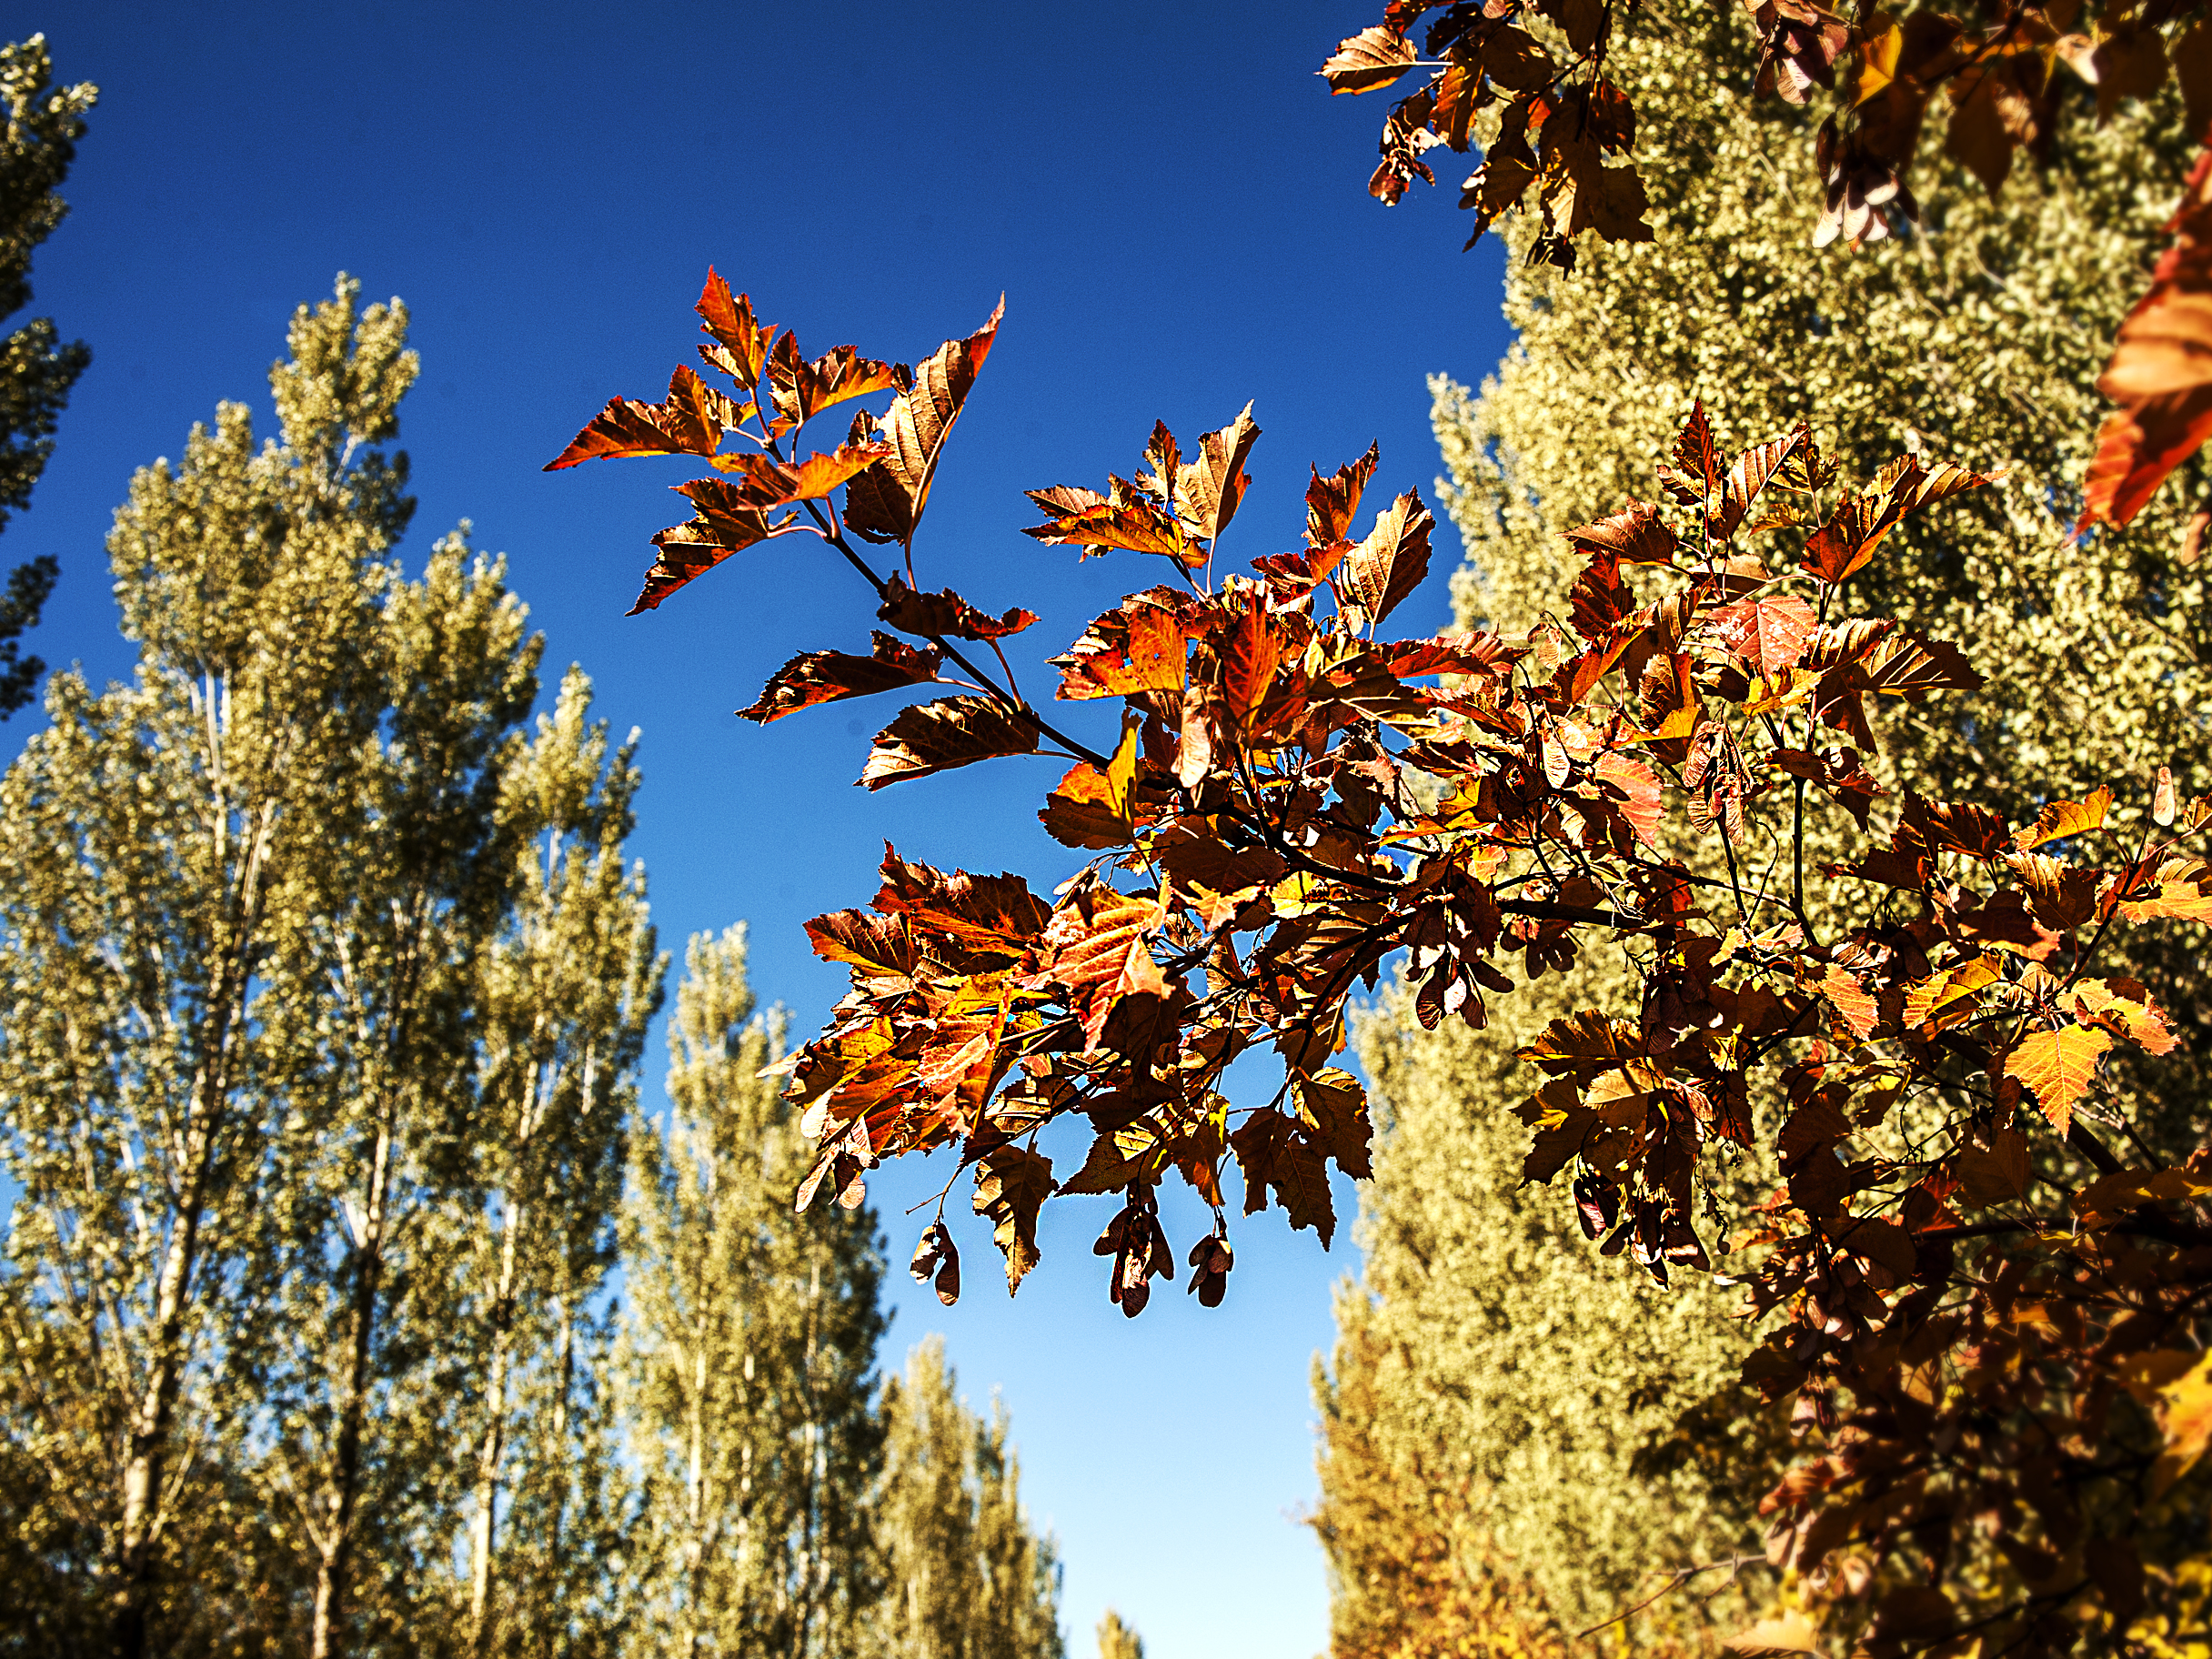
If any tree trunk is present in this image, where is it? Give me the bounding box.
[468,1191,526,1656]
[310,1116,395,1659]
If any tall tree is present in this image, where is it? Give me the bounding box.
[454,667,663,1659]
[871,1338,1063,1659]
[1312,8,2212,1652]
[1092,1608,1142,1659]
[0,277,417,1658]
[618,926,887,1659]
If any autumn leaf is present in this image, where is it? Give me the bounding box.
[1021,488,1194,564]
[739,632,942,723]
[1173,403,1262,543]
[1340,490,1434,626]
[1803,456,1997,583]
[972,1146,1056,1292]
[545,365,749,469]
[1230,1109,1338,1244]
[843,297,1005,548]
[1221,591,1283,730]
[2014,786,2114,850]
[1320,25,1419,94]
[1308,442,1380,547]
[876,575,1038,643]
[1715,425,1808,538]
[1704,593,1817,677]
[1051,601,1190,699]
[695,269,775,387]
[632,497,786,614]
[2004,1024,2113,1133]
[910,1221,960,1306]
[1039,723,1141,850]
[1563,499,1678,566]
[860,697,1038,789]
[765,334,902,427]
[1041,883,1169,1049]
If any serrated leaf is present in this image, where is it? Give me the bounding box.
[1230,1110,1337,1244]
[860,697,1038,789]
[1174,402,1262,543]
[695,269,775,387]
[2004,1024,2113,1133]
[633,497,786,614]
[1704,593,1817,677]
[1020,492,1193,563]
[1041,884,1168,1049]
[1341,490,1433,626]
[546,365,749,469]
[1563,499,1677,566]
[972,1146,1056,1292]
[876,576,1037,642]
[1320,25,1419,94]
[1715,426,1807,538]
[2014,786,2114,850]
[843,297,1004,548]
[1307,442,1380,548]
[700,441,890,507]
[739,632,942,723]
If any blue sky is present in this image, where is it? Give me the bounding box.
[7,4,1512,1653]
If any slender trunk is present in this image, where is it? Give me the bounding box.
[541,1297,574,1659]
[468,1192,527,1656]
[110,794,274,1659]
[794,1260,821,1659]
[682,1338,708,1659]
[310,1116,396,1659]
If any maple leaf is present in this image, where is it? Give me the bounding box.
[1221,591,1284,731]
[1173,403,1262,543]
[1051,600,1191,700]
[972,1145,1056,1292]
[1340,490,1434,626]
[1040,883,1169,1050]
[695,269,775,387]
[704,442,890,508]
[764,334,902,427]
[1308,443,1380,548]
[1802,456,1997,583]
[1038,723,1141,850]
[632,498,788,615]
[860,697,1038,789]
[2014,786,2114,850]
[843,297,1004,548]
[739,632,942,723]
[1320,25,1420,94]
[804,909,918,982]
[545,365,749,469]
[1021,488,1194,564]
[2082,151,2212,531]
[2004,1024,2113,1133]
[1715,425,1808,538]
[1563,499,1677,566]
[1230,1109,1338,1244]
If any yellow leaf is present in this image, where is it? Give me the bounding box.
[2013,785,2113,850]
[2154,1352,2212,1498]
[2003,1024,2113,1132]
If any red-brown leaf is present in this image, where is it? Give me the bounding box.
[1563,499,1677,566]
[972,1146,1056,1292]
[843,297,1005,548]
[1174,403,1262,544]
[632,494,786,614]
[2080,147,2212,533]
[545,365,748,470]
[1320,25,1419,94]
[876,576,1038,643]
[859,697,1039,789]
[695,269,775,388]
[1705,594,1817,678]
[1340,490,1434,626]
[738,632,943,724]
[1308,442,1380,548]
[1041,884,1169,1049]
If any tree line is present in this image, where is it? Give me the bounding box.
[0,225,1071,1658]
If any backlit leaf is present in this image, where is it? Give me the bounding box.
[843,297,1004,547]
[860,697,1038,789]
[2014,786,2114,850]
[2004,1024,2113,1133]
[1563,499,1677,566]
[546,365,748,469]
[739,631,942,723]
[1340,489,1434,626]
[1308,442,1380,548]
[1174,402,1262,543]
[633,494,786,614]
[876,576,1038,642]
[1704,593,1817,677]
[1320,25,1419,94]
[695,269,775,387]
[971,1146,1056,1292]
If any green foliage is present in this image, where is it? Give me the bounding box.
[0,34,96,717]
[1093,1608,1142,1659]
[871,1338,1063,1659]
[617,924,887,1658]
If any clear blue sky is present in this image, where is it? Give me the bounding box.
[7,4,1512,1654]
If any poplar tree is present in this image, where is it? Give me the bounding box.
[455,668,663,1659]
[1313,8,2209,1652]
[1093,1608,1142,1659]
[870,1339,1063,1659]
[0,35,96,716]
[618,926,887,1659]
[0,278,420,1657]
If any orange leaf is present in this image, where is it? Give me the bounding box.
[876,576,1037,643]
[2003,1024,2113,1133]
[1307,443,1380,548]
[545,365,749,469]
[971,1145,1056,1292]
[1041,884,1169,1049]
[695,269,775,388]
[843,297,1004,548]
[1174,402,1262,543]
[632,497,786,614]
[1341,490,1434,627]
[1704,593,1817,678]
[2013,785,2114,850]
[2081,148,2212,532]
